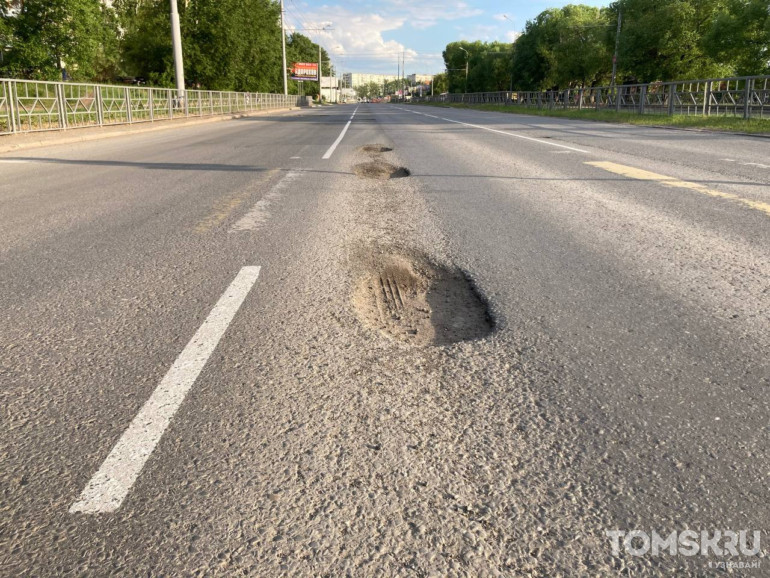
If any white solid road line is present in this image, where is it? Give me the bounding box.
[322,105,359,159]
[395,106,589,154]
[69,266,262,514]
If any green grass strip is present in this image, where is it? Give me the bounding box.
[414,102,770,135]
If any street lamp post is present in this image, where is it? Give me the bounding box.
[610,10,622,91]
[169,0,185,105]
[502,14,516,91]
[280,0,288,96]
[459,47,469,93]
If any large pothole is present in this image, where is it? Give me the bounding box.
[361,144,393,153]
[353,161,410,180]
[352,251,494,346]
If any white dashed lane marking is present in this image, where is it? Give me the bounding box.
[721,159,770,169]
[70,266,262,514]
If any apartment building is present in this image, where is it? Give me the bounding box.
[407,74,433,85]
[342,73,399,88]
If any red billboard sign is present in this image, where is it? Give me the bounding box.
[291,62,318,81]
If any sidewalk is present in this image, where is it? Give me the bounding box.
[0,107,297,154]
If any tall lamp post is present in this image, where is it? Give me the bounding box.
[280,0,288,95]
[502,14,517,91]
[610,10,622,92]
[169,0,185,105]
[459,47,469,93]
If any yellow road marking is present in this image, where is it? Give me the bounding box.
[586,161,770,218]
[195,195,249,233]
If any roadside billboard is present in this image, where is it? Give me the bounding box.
[291,63,319,81]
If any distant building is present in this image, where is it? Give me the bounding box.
[320,76,340,103]
[407,74,433,85]
[342,73,399,88]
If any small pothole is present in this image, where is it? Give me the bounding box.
[361,144,393,153]
[352,250,494,346]
[353,161,410,180]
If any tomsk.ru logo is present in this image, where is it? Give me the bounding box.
[605,530,763,558]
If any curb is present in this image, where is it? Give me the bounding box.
[0,107,298,154]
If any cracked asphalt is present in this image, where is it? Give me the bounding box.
[1,103,768,576]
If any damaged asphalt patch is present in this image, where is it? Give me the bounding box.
[353,161,410,180]
[360,144,393,154]
[352,249,494,346]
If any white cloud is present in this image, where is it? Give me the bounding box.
[284,1,468,74]
[383,0,484,30]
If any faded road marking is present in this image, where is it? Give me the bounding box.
[195,170,279,233]
[195,195,248,233]
[722,158,770,169]
[230,170,299,232]
[587,161,770,217]
[70,266,261,513]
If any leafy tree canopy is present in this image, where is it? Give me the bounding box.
[448,1,766,92]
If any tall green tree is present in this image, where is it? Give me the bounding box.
[355,80,381,99]
[614,0,730,82]
[432,72,448,94]
[510,9,562,90]
[703,0,770,75]
[551,5,612,88]
[443,40,513,93]
[115,0,174,84]
[117,0,285,92]
[1,0,120,80]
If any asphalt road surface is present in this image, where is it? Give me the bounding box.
[1,104,768,576]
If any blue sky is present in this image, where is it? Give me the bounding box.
[284,0,609,76]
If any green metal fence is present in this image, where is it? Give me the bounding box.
[414,75,770,120]
[0,79,299,135]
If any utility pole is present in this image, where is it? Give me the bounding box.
[459,47,469,93]
[318,43,322,102]
[402,52,406,101]
[280,0,288,96]
[169,0,185,104]
[610,9,622,90]
[396,56,400,101]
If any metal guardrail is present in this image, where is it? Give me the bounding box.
[414,75,770,119]
[0,78,300,135]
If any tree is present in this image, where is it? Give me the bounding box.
[614,0,730,82]
[0,9,14,72]
[703,0,770,75]
[510,9,561,90]
[443,40,514,93]
[115,0,174,85]
[550,5,612,88]
[1,0,120,80]
[183,0,283,91]
[117,0,285,92]
[432,73,448,94]
[383,78,401,96]
[356,81,381,100]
